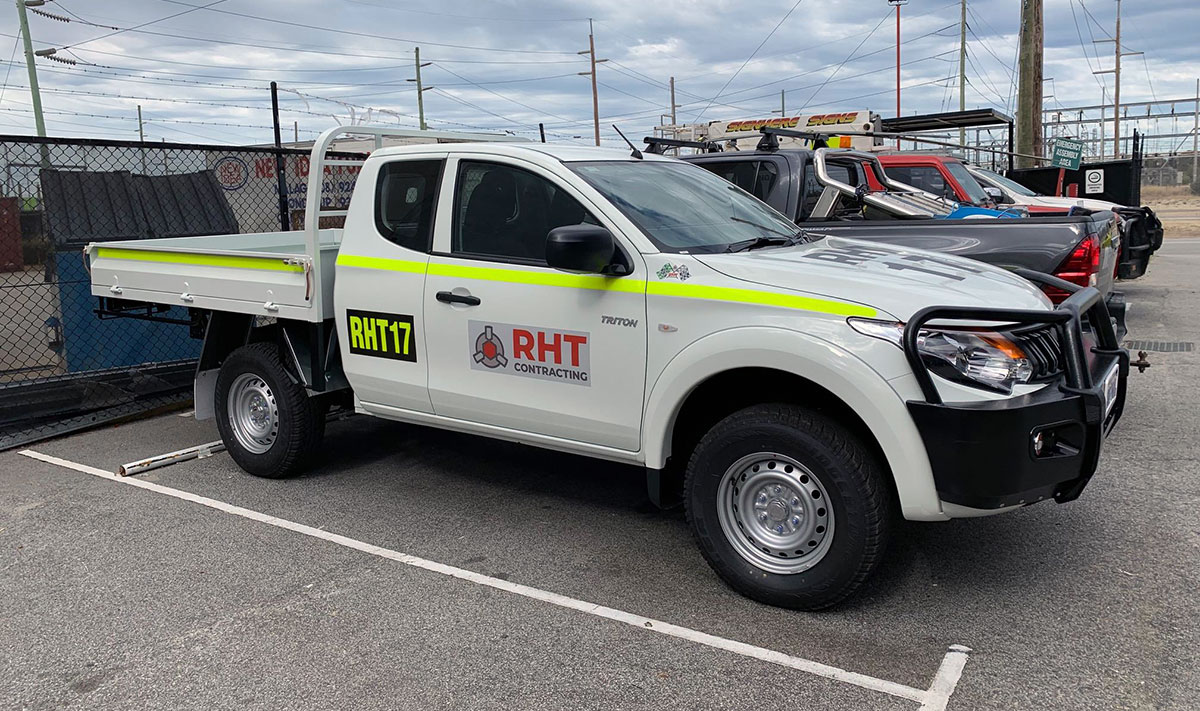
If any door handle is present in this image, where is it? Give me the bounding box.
[436,290,481,306]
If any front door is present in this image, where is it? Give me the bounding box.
[422,157,647,452]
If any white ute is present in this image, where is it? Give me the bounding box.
[86,126,1128,609]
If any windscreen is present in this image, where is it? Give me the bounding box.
[944,161,992,204]
[975,167,1039,197]
[568,160,804,253]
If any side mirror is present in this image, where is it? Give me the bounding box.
[546,225,617,274]
[983,186,1006,202]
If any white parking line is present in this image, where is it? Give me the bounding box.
[920,644,972,711]
[20,447,969,707]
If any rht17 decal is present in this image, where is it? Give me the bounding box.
[347,310,416,362]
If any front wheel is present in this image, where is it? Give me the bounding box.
[215,342,324,478]
[685,403,892,610]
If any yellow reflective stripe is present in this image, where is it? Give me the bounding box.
[336,253,644,293]
[95,247,304,273]
[335,253,873,317]
[648,280,876,318]
[427,262,645,294]
[336,254,426,274]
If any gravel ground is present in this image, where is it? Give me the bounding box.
[1,241,1196,710]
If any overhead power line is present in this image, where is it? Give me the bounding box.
[4,34,584,70]
[64,0,228,50]
[0,36,18,107]
[342,0,588,23]
[0,105,322,132]
[690,23,959,103]
[597,23,959,120]
[155,0,580,55]
[541,50,956,129]
[667,0,962,85]
[0,82,380,121]
[693,0,805,121]
[430,63,575,123]
[798,11,891,110]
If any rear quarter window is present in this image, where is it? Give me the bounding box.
[698,160,780,202]
[375,159,443,252]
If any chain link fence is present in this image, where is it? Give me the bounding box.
[0,134,364,450]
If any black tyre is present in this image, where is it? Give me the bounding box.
[215,342,324,478]
[685,403,892,610]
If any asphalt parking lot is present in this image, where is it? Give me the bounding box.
[3,239,1198,711]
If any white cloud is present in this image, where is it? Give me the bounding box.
[0,0,1193,146]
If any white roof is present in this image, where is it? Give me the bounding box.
[371,141,677,164]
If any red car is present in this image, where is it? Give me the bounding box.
[872,154,1066,213]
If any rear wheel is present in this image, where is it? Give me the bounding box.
[216,342,323,478]
[685,403,892,610]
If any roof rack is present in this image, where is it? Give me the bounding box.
[642,136,723,154]
[755,127,836,152]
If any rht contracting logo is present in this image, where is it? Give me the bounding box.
[468,321,591,386]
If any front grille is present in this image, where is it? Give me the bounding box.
[1011,324,1064,381]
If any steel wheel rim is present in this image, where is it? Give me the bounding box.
[716,452,835,574]
[227,373,279,455]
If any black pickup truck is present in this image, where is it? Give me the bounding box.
[673,140,1125,325]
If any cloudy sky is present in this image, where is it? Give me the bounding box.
[0,0,1196,148]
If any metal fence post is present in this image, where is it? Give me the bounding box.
[270,82,290,232]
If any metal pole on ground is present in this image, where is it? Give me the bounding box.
[137,105,146,173]
[1193,78,1198,184]
[889,0,906,149]
[959,0,967,149]
[1113,0,1121,158]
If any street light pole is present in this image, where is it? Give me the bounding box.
[888,0,907,148]
[959,0,967,148]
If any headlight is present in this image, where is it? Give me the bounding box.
[849,318,1034,394]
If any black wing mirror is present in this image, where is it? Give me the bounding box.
[546,225,619,274]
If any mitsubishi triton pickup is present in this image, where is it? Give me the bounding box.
[84,126,1129,609]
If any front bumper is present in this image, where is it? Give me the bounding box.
[903,270,1128,510]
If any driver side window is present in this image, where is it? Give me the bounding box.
[452,160,598,263]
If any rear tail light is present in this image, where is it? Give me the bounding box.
[1044,234,1100,304]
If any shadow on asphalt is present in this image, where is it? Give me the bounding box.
[291,413,1102,615]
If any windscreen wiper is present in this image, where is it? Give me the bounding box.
[724,234,795,253]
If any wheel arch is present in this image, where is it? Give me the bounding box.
[642,327,947,521]
[194,313,316,420]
